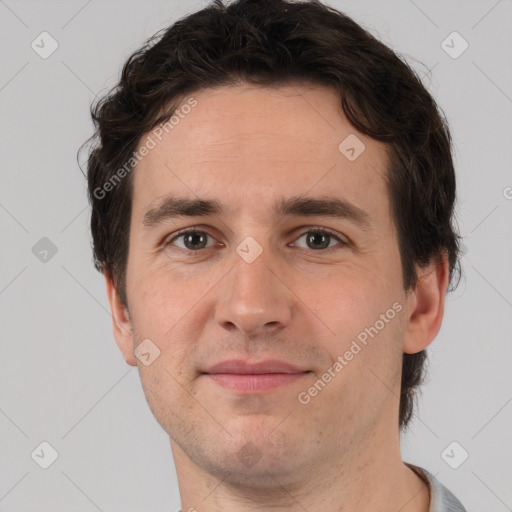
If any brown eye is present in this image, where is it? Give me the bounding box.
[167,230,215,251]
[293,228,346,252]
[164,227,346,255]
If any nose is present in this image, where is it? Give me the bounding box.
[214,247,293,338]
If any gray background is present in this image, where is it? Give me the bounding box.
[1,0,511,510]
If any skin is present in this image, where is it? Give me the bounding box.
[105,83,449,512]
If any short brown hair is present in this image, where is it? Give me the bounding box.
[81,0,462,430]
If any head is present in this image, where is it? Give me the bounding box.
[82,0,461,486]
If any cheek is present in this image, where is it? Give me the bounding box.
[315,267,406,375]
[313,269,396,328]
[127,257,202,335]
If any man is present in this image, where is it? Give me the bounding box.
[83,0,466,510]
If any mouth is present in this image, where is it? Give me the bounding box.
[204,373,310,392]
[201,359,312,393]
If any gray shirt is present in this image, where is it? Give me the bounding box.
[408,463,467,512]
[177,464,467,511]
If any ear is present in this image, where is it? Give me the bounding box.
[105,272,137,366]
[403,252,450,354]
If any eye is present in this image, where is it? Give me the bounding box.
[163,227,347,254]
[165,229,218,252]
[292,228,347,252]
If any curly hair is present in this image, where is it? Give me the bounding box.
[80,0,462,430]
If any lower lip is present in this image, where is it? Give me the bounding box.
[205,373,309,392]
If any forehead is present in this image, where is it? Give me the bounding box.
[131,83,390,224]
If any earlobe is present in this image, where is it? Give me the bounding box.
[104,272,137,366]
[403,253,450,355]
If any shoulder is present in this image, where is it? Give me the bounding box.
[406,463,467,512]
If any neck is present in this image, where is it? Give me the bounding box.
[171,423,430,512]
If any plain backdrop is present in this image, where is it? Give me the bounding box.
[1,0,511,510]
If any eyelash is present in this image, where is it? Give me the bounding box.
[163,227,347,254]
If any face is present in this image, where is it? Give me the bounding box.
[111,83,425,489]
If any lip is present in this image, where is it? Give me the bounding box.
[202,359,311,393]
[204,359,308,374]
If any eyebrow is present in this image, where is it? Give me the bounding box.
[142,194,373,231]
